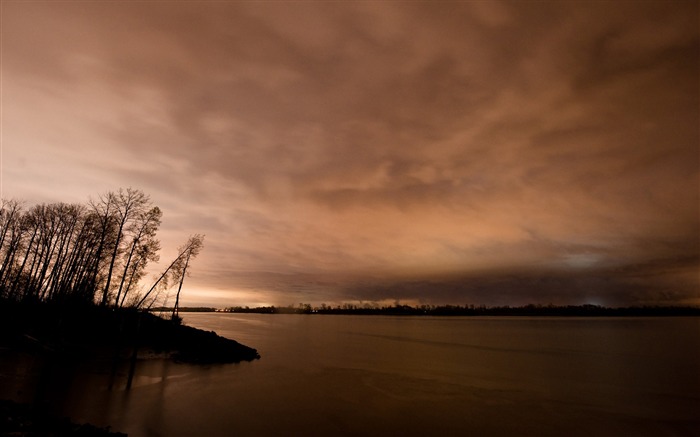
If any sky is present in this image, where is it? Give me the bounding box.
[1,1,698,308]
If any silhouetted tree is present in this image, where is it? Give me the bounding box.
[171,234,204,320]
[115,205,161,307]
[0,200,24,297]
[0,189,201,308]
[136,234,204,310]
[100,188,151,306]
[88,192,118,304]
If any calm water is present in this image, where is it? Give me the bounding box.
[2,314,699,436]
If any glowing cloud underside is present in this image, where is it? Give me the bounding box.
[2,1,698,306]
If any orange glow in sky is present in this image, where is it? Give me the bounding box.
[2,1,698,307]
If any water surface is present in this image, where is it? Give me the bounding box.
[2,314,699,436]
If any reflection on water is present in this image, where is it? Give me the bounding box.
[1,315,699,436]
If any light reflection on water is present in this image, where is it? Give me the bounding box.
[1,315,699,436]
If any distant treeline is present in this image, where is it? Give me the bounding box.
[0,189,202,310]
[212,303,700,317]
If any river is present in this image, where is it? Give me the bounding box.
[3,314,699,436]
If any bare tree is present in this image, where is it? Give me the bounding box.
[136,234,204,311]
[88,192,117,303]
[0,200,24,297]
[43,204,83,301]
[115,206,161,307]
[171,234,204,320]
[0,189,204,310]
[62,212,103,302]
[101,188,151,306]
[0,199,22,253]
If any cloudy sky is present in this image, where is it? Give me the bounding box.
[2,1,698,307]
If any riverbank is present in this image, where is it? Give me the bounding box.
[0,301,260,435]
[0,301,260,364]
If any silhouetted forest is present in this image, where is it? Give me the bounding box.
[217,303,700,317]
[0,189,202,311]
[0,191,255,436]
[0,190,259,367]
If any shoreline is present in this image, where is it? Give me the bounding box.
[0,301,260,364]
[0,300,261,436]
[170,304,700,317]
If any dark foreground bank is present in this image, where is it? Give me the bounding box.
[0,301,260,436]
[0,301,260,364]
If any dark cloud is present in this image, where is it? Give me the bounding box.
[341,254,700,307]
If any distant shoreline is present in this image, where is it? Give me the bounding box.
[161,304,700,317]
